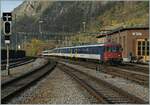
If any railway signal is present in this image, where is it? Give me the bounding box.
[2,12,12,75]
[3,12,12,36]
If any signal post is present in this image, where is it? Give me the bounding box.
[3,12,12,75]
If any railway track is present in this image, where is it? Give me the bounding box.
[1,58,35,70]
[58,63,147,104]
[102,66,149,86]
[52,57,149,86]
[1,60,57,104]
[116,64,149,74]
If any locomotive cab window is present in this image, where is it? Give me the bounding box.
[112,46,119,52]
[105,46,121,52]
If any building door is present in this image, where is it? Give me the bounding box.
[136,39,149,62]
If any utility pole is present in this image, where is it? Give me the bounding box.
[24,35,27,49]
[6,43,9,75]
[39,20,43,40]
[14,14,18,50]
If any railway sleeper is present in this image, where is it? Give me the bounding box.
[59,63,147,104]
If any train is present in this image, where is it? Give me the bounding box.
[42,42,123,64]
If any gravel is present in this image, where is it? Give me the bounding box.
[9,67,97,104]
[1,58,48,81]
[60,62,149,102]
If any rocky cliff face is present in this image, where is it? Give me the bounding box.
[13,1,53,18]
[12,1,112,32]
[12,0,149,33]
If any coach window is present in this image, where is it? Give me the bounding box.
[82,48,85,54]
[90,47,93,54]
[75,49,77,54]
[76,48,78,53]
[85,48,88,54]
[63,49,65,53]
[79,48,81,53]
[84,47,86,54]
[93,47,96,54]
[73,48,75,53]
[74,49,76,53]
[81,48,83,53]
[70,48,72,53]
[91,47,93,54]
[92,47,95,54]
[67,49,69,53]
[70,49,72,54]
[97,47,99,54]
[77,48,79,53]
[78,48,80,53]
[88,47,91,54]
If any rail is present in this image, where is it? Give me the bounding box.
[58,63,147,104]
[1,60,57,104]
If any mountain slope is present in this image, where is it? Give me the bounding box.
[12,1,149,33]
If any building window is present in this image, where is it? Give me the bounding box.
[138,51,141,55]
[137,40,149,56]
[123,36,125,54]
[142,41,145,55]
[137,41,142,56]
[138,41,141,46]
[147,48,149,55]
[119,37,121,43]
[147,41,149,55]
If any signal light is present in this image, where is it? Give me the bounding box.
[5,35,10,40]
[3,21,11,35]
[3,16,7,21]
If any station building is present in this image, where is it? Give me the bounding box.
[97,26,149,62]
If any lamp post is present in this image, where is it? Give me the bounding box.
[24,35,27,49]
[82,21,86,33]
[39,20,43,40]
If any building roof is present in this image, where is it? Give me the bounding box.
[96,26,149,38]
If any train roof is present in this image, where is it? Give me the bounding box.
[43,42,121,52]
[52,42,120,50]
